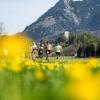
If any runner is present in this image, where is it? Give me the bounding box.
[38,43,44,59]
[45,41,52,61]
[30,42,38,61]
[55,42,62,59]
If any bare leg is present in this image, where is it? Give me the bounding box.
[57,55,59,59]
[57,53,60,60]
[33,54,36,61]
[46,54,49,62]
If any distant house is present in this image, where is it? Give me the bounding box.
[61,31,69,42]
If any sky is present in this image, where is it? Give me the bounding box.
[0,0,59,34]
[0,0,82,34]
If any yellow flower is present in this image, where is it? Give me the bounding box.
[41,63,46,70]
[46,63,55,70]
[35,70,45,81]
[87,58,98,68]
[25,60,36,69]
[8,58,22,72]
[25,60,33,66]
[54,63,60,69]
[11,64,22,72]
[0,60,6,71]
[63,63,70,70]
[66,63,90,80]
[0,64,4,71]
[68,79,100,100]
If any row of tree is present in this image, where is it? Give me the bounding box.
[56,32,100,57]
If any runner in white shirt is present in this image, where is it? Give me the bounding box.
[45,41,52,61]
[55,43,62,59]
[30,42,38,61]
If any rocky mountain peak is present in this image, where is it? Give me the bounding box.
[23,0,100,40]
[60,0,71,6]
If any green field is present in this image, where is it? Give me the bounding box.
[0,57,100,100]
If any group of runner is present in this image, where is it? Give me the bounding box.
[29,41,62,61]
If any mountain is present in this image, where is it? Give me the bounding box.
[23,0,100,40]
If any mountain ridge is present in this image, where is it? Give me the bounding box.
[23,0,100,40]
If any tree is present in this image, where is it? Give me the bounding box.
[76,32,97,57]
[0,22,7,35]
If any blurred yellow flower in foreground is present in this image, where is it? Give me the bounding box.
[68,78,100,100]
[87,58,98,68]
[35,70,46,81]
[65,63,91,80]
[46,63,55,70]
[10,64,22,72]
[10,58,22,72]
[0,60,7,71]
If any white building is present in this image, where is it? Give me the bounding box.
[61,31,69,41]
